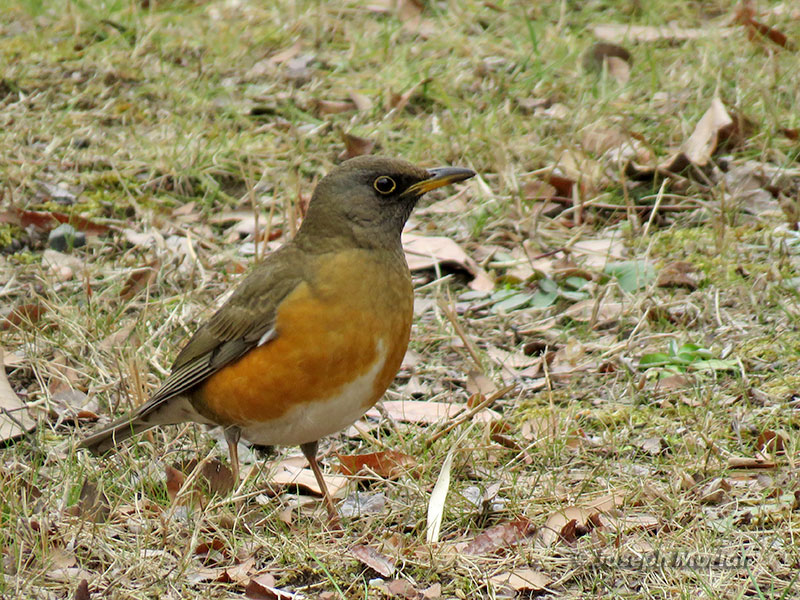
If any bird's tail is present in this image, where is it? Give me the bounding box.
[78,395,205,455]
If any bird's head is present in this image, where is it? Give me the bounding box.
[298,156,475,251]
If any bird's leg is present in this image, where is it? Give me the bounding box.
[300,440,340,526]
[224,426,242,485]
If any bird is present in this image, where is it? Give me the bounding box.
[80,155,476,524]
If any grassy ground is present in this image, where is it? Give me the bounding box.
[2,1,800,598]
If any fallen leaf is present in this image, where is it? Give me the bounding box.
[728,456,776,469]
[683,97,734,166]
[734,3,794,49]
[119,262,160,301]
[2,304,47,331]
[336,450,417,480]
[583,42,632,85]
[245,574,303,599]
[365,400,498,425]
[592,23,734,44]
[539,506,594,546]
[490,568,552,593]
[403,233,493,291]
[339,131,375,160]
[656,261,699,290]
[0,206,109,235]
[756,430,786,454]
[348,91,373,112]
[74,579,91,600]
[384,579,419,599]
[463,518,534,555]
[65,479,110,523]
[266,460,349,498]
[0,347,36,443]
[316,99,356,116]
[350,544,396,577]
[426,448,454,543]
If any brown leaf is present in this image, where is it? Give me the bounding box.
[119,262,160,301]
[463,517,534,555]
[728,455,776,469]
[384,579,419,599]
[403,233,493,291]
[266,459,349,498]
[734,3,794,49]
[0,347,36,443]
[465,370,497,397]
[539,506,594,546]
[583,42,632,84]
[336,450,417,480]
[2,303,47,331]
[316,99,356,116]
[756,430,786,454]
[339,131,375,160]
[0,206,109,235]
[65,479,110,523]
[365,400,499,425]
[592,23,734,44]
[348,91,373,112]
[74,579,91,600]
[490,568,552,593]
[683,97,734,166]
[656,261,698,290]
[169,459,236,504]
[386,78,430,114]
[350,544,396,577]
[245,574,301,600]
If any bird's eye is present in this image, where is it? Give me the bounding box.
[373,176,397,195]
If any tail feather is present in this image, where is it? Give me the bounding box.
[79,395,210,455]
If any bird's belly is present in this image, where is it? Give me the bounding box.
[239,344,387,446]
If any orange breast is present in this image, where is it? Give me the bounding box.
[196,250,413,427]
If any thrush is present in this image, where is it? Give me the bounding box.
[80,155,475,523]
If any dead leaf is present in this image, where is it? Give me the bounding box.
[316,99,356,116]
[734,3,794,49]
[2,303,47,331]
[656,261,698,290]
[336,450,417,480]
[245,574,303,599]
[583,42,632,85]
[366,400,498,425]
[386,78,430,115]
[561,299,625,324]
[466,370,497,397]
[0,347,36,443]
[339,131,375,160]
[119,262,160,301]
[683,97,733,166]
[0,206,109,235]
[384,579,419,599]
[463,518,534,555]
[728,456,776,469]
[403,233,493,291]
[626,97,740,179]
[348,91,373,112]
[267,460,349,498]
[65,479,110,523]
[593,23,734,44]
[350,544,396,577]
[539,506,594,546]
[697,477,731,504]
[490,568,552,593]
[426,449,454,543]
[756,430,786,454]
[74,579,91,600]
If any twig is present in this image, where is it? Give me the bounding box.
[438,297,483,372]
[425,383,516,448]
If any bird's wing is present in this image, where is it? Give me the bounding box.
[148,246,307,404]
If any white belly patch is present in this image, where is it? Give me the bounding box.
[240,342,387,446]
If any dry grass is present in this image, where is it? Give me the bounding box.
[2,1,800,598]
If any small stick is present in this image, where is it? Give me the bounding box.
[425,383,516,448]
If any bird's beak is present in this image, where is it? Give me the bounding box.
[402,166,476,197]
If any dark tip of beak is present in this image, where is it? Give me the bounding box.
[403,166,476,197]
